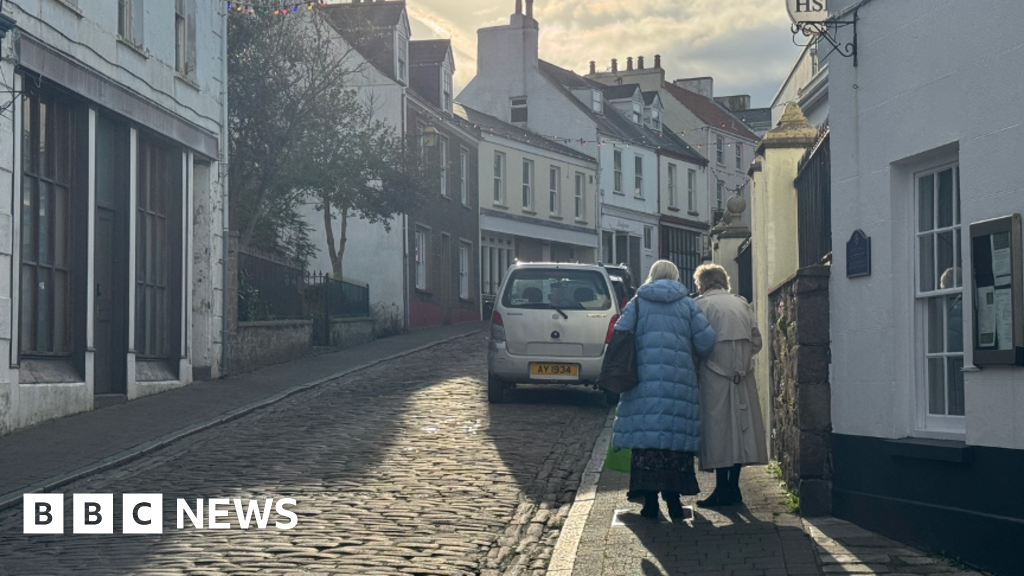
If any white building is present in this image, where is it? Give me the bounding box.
[586,61,758,228]
[457,1,664,282]
[769,43,828,129]
[0,0,228,434]
[456,104,598,313]
[827,1,1024,572]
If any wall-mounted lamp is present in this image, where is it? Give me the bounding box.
[421,125,440,148]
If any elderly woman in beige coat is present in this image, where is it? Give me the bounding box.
[692,264,768,507]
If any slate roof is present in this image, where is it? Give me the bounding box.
[601,84,641,101]
[455,104,596,164]
[661,81,758,141]
[536,60,706,165]
[643,92,660,106]
[321,1,406,30]
[409,39,451,66]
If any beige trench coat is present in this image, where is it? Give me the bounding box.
[695,289,768,471]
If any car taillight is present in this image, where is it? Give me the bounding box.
[605,314,620,344]
[491,310,506,342]
[620,297,628,309]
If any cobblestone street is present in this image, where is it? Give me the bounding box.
[0,334,609,576]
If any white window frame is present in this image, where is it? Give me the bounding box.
[439,137,448,197]
[574,172,585,220]
[735,141,743,170]
[522,158,534,210]
[687,169,697,212]
[644,226,653,250]
[632,100,642,125]
[549,166,561,216]
[914,162,965,436]
[460,148,468,205]
[613,150,623,194]
[493,152,505,205]
[716,181,724,210]
[716,136,724,165]
[634,155,643,198]
[415,228,428,290]
[592,91,603,114]
[443,69,453,113]
[397,34,408,83]
[459,242,470,299]
[667,163,678,209]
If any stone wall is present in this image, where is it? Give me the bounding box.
[768,263,832,516]
[227,321,313,375]
[329,318,375,350]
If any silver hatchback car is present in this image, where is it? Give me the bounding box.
[487,263,622,404]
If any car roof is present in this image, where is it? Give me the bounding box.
[511,262,609,271]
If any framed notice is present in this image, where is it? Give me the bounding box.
[970,214,1024,366]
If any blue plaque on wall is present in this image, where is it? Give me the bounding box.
[846,230,871,278]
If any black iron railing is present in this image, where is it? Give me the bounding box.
[304,272,370,346]
[795,124,832,268]
[237,249,304,322]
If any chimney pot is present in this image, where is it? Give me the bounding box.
[654,54,661,69]
[526,0,533,18]
[611,58,618,72]
[589,61,596,75]
[515,0,522,14]
[626,57,633,71]
[637,56,645,70]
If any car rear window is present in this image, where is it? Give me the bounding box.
[501,269,612,310]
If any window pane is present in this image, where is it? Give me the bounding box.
[919,235,934,292]
[955,229,962,287]
[54,270,67,352]
[947,295,963,353]
[928,357,945,415]
[937,169,954,228]
[955,167,961,225]
[38,101,48,178]
[937,231,954,289]
[55,186,68,267]
[21,177,35,260]
[54,107,69,183]
[918,174,934,232]
[20,265,35,353]
[22,96,32,173]
[947,357,965,416]
[37,268,52,352]
[927,297,944,353]
[38,181,50,265]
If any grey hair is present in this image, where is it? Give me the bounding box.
[645,260,680,284]
[694,263,730,292]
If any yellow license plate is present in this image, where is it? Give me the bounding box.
[530,363,579,378]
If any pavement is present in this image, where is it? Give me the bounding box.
[547,417,992,576]
[0,322,487,510]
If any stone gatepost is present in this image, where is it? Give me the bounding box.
[750,102,819,470]
[710,192,751,296]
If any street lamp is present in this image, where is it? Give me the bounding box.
[421,125,440,148]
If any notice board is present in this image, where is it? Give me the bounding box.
[970,214,1024,366]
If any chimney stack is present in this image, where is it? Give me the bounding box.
[654,54,661,69]
[525,0,533,18]
[515,0,522,14]
[637,56,645,70]
[611,58,618,72]
[626,57,633,71]
[589,61,596,75]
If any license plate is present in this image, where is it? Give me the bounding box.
[530,363,579,378]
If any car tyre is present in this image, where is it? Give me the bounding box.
[487,373,507,404]
[603,390,620,406]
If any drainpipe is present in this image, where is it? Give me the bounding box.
[219,4,231,377]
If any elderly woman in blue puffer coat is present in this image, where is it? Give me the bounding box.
[612,259,716,521]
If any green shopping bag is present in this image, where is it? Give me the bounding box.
[604,442,631,472]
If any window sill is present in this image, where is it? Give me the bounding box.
[53,0,84,17]
[575,219,588,225]
[459,297,475,304]
[441,194,452,201]
[550,215,563,221]
[18,358,84,384]
[462,202,472,209]
[415,288,431,295]
[522,209,537,215]
[613,190,624,196]
[687,211,700,217]
[175,72,200,91]
[118,37,149,59]
[491,203,509,210]
[883,437,970,464]
[667,206,680,212]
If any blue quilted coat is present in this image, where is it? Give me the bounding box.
[611,279,716,453]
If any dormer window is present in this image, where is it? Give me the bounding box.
[651,108,662,132]
[511,97,528,123]
[443,69,453,113]
[397,34,408,83]
[632,100,642,124]
[592,90,603,114]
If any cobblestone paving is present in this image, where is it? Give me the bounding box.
[0,335,609,576]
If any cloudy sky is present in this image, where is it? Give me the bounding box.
[407,0,804,107]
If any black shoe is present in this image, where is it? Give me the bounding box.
[695,488,732,508]
[640,493,659,519]
[729,485,743,504]
[664,497,686,521]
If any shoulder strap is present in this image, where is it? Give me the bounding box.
[632,298,640,332]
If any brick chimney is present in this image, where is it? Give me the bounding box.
[515,0,522,14]
[637,56,645,70]
[626,57,633,71]
[589,61,596,75]
[525,0,533,18]
[611,58,617,72]
[654,54,661,69]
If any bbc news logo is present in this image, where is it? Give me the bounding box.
[23,494,298,534]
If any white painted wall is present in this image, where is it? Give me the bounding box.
[829,0,1024,449]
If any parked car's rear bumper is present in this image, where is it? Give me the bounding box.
[487,340,605,385]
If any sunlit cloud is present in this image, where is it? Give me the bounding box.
[408,0,801,105]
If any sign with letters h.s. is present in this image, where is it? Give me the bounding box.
[787,0,828,24]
